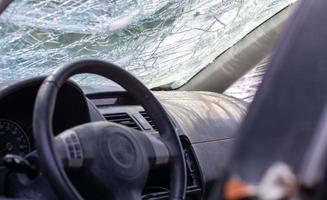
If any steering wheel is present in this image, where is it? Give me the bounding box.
[32,59,186,200]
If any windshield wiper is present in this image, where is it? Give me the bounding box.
[0,0,13,15]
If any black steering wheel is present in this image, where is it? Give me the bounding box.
[32,59,186,200]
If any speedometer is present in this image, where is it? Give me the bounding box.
[0,119,30,165]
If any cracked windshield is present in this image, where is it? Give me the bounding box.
[0,0,295,89]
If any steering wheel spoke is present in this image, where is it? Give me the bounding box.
[137,131,171,167]
[55,130,84,169]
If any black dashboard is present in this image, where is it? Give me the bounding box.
[86,90,247,199]
[0,77,247,200]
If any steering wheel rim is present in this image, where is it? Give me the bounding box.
[33,59,186,199]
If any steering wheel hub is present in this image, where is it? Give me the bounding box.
[97,125,146,179]
[107,133,136,168]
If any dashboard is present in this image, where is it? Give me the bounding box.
[0,77,247,200]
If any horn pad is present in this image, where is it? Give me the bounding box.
[98,126,146,179]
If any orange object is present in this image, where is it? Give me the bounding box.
[224,178,255,200]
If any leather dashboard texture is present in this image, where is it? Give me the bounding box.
[155,91,248,143]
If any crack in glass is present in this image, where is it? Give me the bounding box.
[0,0,295,88]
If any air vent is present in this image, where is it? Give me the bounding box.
[104,113,141,130]
[139,111,158,131]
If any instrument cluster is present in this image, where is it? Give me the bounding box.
[0,119,31,165]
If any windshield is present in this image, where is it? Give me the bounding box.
[0,0,295,88]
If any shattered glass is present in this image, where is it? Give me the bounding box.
[0,0,296,88]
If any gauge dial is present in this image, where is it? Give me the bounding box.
[0,119,30,165]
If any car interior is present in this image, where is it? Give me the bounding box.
[0,0,327,200]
